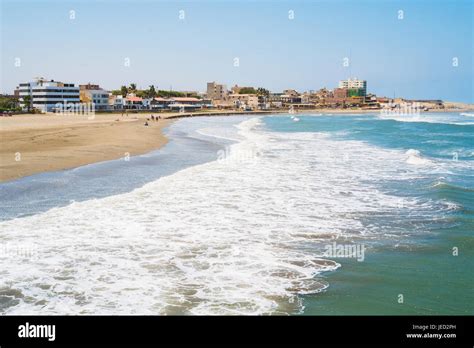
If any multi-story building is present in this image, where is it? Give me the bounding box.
[226,93,258,110]
[333,88,348,99]
[268,92,283,108]
[347,88,365,97]
[338,78,367,96]
[17,78,80,112]
[79,83,110,110]
[207,82,228,100]
[280,94,302,104]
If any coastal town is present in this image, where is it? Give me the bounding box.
[0,77,457,115]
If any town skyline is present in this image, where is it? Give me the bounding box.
[1,0,473,103]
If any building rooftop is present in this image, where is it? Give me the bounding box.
[126,96,143,102]
[172,97,200,102]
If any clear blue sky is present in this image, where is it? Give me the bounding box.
[1,0,472,102]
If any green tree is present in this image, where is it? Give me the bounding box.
[256,87,270,97]
[157,90,185,98]
[0,96,20,111]
[135,90,146,98]
[238,87,257,94]
[129,83,137,92]
[120,86,128,97]
[22,95,32,112]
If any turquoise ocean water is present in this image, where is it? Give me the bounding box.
[0,113,472,314]
[263,113,473,315]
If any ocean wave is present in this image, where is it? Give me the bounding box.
[0,117,447,315]
[430,181,474,193]
[376,113,474,126]
[405,149,433,166]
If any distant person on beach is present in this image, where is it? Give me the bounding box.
[144,121,149,126]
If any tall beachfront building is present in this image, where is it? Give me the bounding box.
[339,78,367,96]
[17,77,80,112]
[207,81,228,100]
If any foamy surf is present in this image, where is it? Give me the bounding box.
[376,113,474,125]
[405,149,433,166]
[0,116,458,315]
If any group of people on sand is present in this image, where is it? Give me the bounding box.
[144,114,162,126]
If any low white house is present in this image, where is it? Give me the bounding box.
[168,97,203,111]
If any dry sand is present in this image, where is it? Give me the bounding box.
[0,113,173,182]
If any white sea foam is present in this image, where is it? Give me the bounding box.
[405,149,433,166]
[377,113,474,125]
[0,117,448,315]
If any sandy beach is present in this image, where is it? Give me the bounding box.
[0,113,173,182]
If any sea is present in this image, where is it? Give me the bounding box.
[0,112,473,315]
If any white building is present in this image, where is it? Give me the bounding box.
[168,97,203,111]
[79,84,110,110]
[111,95,125,110]
[17,78,80,112]
[338,78,367,96]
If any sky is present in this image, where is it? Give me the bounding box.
[1,0,473,102]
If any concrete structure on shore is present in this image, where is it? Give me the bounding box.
[17,77,80,112]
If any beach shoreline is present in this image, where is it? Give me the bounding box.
[1,108,472,182]
[0,113,173,182]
